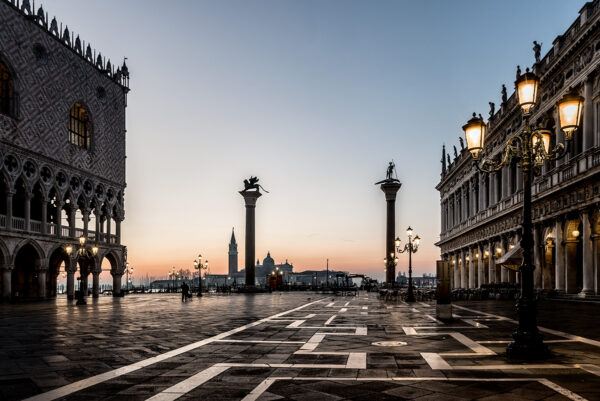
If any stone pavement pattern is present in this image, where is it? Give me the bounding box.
[0,293,599,400]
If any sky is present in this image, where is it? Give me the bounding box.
[47,0,585,282]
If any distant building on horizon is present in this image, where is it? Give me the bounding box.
[228,228,238,277]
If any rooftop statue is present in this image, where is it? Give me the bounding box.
[375,161,400,184]
[533,41,542,63]
[242,176,269,193]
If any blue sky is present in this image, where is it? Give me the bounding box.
[48,0,585,281]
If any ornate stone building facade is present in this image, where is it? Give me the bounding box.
[0,0,129,300]
[436,2,600,296]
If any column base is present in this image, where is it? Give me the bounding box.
[436,303,453,320]
[577,289,595,298]
[507,332,549,360]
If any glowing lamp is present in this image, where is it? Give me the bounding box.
[516,70,539,114]
[532,130,551,155]
[65,244,73,255]
[92,245,98,255]
[572,230,580,238]
[557,90,584,140]
[395,237,401,247]
[414,235,420,245]
[406,226,413,237]
[79,235,86,246]
[462,113,487,160]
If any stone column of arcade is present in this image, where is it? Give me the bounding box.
[240,188,262,288]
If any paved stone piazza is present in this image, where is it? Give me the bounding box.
[1,293,600,401]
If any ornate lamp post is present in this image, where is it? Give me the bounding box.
[65,235,99,304]
[125,262,134,292]
[193,255,209,297]
[462,68,583,359]
[392,226,420,302]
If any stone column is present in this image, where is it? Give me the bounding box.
[66,263,76,300]
[593,234,599,294]
[500,237,508,283]
[478,244,485,287]
[95,210,101,242]
[565,238,578,294]
[24,191,31,232]
[555,110,565,166]
[555,219,565,292]
[106,213,112,244]
[1,266,12,300]
[115,218,122,245]
[82,209,90,238]
[37,269,46,298]
[533,225,543,290]
[460,250,467,289]
[240,189,263,287]
[583,75,594,151]
[40,197,47,235]
[112,273,122,297]
[55,201,63,238]
[6,190,14,230]
[580,210,594,296]
[488,241,495,284]
[92,271,100,298]
[68,206,76,238]
[454,253,460,289]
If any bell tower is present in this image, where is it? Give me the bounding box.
[228,228,238,277]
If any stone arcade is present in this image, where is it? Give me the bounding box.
[0,0,129,300]
[437,2,600,296]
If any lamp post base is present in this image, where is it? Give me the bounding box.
[507,331,548,359]
[405,293,415,303]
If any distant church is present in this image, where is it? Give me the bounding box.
[204,229,293,286]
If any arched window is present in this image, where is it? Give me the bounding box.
[69,103,91,149]
[0,61,14,117]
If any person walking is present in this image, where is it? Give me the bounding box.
[181,282,189,302]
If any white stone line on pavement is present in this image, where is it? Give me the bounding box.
[454,305,600,348]
[421,353,452,369]
[145,366,229,401]
[360,311,368,315]
[362,306,368,310]
[304,313,316,318]
[424,314,444,324]
[242,376,587,401]
[215,339,305,344]
[344,301,350,306]
[326,302,335,307]
[411,308,420,313]
[477,339,579,344]
[462,319,489,328]
[538,378,588,401]
[339,307,348,312]
[405,327,495,356]
[419,302,431,307]
[324,315,336,325]
[23,299,323,401]
[286,320,306,328]
[579,364,600,376]
[241,377,282,401]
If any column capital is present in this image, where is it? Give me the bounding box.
[239,190,262,207]
[379,182,402,201]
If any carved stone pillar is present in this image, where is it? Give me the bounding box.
[555,219,565,292]
[5,189,14,230]
[82,209,90,238]
[37,269,46,298]
[1,265,12,300]
[460,250,467,289]
[40,196,47,235]
[106,212,112,244]
[95,209,101,242]
[580,210,594,296]
[454,253,460,289]
[583,75,594,151]
[24,191,31,232]
[533,225,543,290]
[477,244,485,287]
[92,270,100,298]
[115,217,122,245]
[68,206,76,238]
[555,110,565,166]
[55,201,63,238]
[112,272,123,297]
[488,241,495,284]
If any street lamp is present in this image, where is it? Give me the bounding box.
[462,68,583,359]
[194,254,209,296]
[393,226,420,302]
[64,235,99,304]
[125,262,133,292]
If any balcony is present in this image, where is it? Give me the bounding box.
[0,215,119,245]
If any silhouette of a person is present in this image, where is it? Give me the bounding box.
[181,282,189,302]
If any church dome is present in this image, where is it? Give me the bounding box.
[263,252,275,268]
